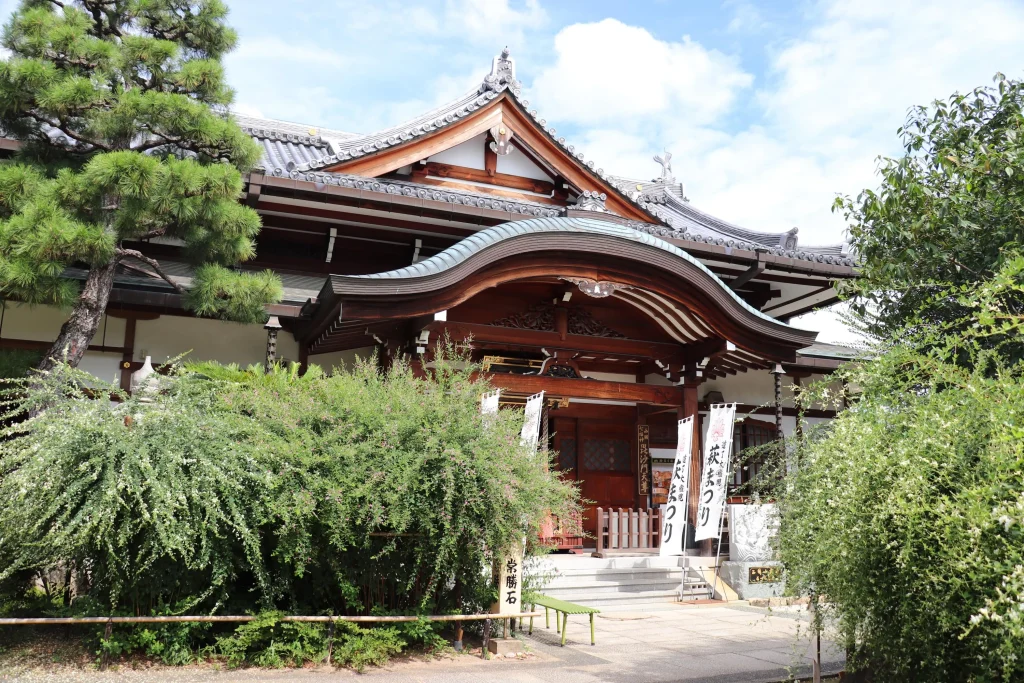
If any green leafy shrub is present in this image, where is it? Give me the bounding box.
[214,612,327,668]
[0,344,579,667]
[330,622,405,672]
[0,348,42,379]
[775,259,1024,681]
[99,618,211,666]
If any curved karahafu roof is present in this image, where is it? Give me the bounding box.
[304,216,819,364]
[236,49,853,267]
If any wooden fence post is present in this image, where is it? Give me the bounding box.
[326,619,335,664]
[596,508,604,555]
[99,619,112,671]
[482,618,491,659]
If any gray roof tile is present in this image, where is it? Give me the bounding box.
[235,50,852,267]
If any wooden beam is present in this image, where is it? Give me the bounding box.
[480,372,683,405]
[400,175,561,205]
[421,161,555,195]
[763,285,835,315]
[429,321,686,360]
[484,137,497,176]
[728,252,766,290]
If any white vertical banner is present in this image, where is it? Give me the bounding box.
[520,391,545,451]
[481,389,501,415]
[659,417,694,556]
[693,403,737,542]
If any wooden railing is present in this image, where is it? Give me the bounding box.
[594,507,662,557]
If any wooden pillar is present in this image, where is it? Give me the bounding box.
[793,375,803,440]
[679,383,701,552]
[636,407,648,509]
[772,365,784,440]
[119,317,137,393]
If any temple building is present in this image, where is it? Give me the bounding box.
[0,49,855,558]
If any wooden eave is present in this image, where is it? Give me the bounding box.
[319,93,654,223]
[245,171,857,280]
[299,223,818,362]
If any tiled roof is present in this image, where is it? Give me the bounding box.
[236,49,853,267]
[348,215,797,327]
[797,341,866,360]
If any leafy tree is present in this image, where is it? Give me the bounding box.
[837,74,1024,349]
[0,0,280,372]
[773,258,1024,681]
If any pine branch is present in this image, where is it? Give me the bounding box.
[23,112,110,152]
[116,248,186,294]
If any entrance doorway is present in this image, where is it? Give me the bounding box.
[551,405,637,538]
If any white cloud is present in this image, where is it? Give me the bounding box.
[444,0,547,46]
[726,2,768,34]
[230,36,348,69]
[532,19,752,127]
[523,2,1024,341]
[761,0,1024,146]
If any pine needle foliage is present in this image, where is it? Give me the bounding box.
[771,257,1024,681]
[0,1,279,371]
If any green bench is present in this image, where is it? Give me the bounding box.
[527,594,600,646]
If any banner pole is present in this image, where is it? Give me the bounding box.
[709,504,727,600]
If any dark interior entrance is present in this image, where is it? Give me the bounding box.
[551,404,637,539]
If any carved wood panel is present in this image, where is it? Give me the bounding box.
[490,303,625,338]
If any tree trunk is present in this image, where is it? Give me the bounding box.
[37,259,118,372]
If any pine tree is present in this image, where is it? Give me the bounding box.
[0,0,280,371]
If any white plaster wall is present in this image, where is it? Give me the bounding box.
[428,133,485,169]
[78,351,122,385]
[700,369,779,406]
[1,304,127,347]
[496,148,553,181]
[306,346,376,374]
[134,315,299,367]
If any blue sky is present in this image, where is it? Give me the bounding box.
[218,0,1024,340]
[2,0,1013,340]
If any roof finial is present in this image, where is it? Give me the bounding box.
[653,149,673,181]
[480,47,520,95]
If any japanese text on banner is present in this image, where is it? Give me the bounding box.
[659,417,694,556]
[693,403,737,542]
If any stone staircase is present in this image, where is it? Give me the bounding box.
[536,554,717,612]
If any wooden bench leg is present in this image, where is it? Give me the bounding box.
[590,613,595,646]
[561,612,568,647]
[545,606,550,629]
[554,609,559,634]
[529,604,534,635]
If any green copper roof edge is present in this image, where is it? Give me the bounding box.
[347,216,812,331]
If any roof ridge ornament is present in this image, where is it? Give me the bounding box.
[780,227,799,250]
[654,149,674,182]
[574,189,608,212]
[480,47,521,96]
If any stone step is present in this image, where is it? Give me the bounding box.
[544,556,689,570]
[544,576,685,590]
[546,569,684,585]
[542,582,688,598]
[542,555,716,571]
